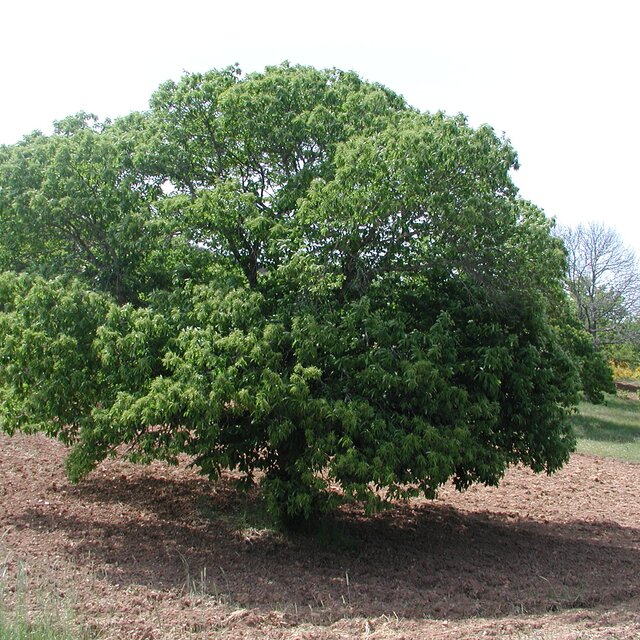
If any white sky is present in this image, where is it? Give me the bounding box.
[2,0,638,254]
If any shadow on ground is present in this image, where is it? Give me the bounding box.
[572,414,640,443]
[16,471,640,622]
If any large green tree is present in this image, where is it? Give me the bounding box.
[0,64,609,528]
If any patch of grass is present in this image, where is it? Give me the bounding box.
[0,554,92,640]
[0,611,83,640]
[570,393,640,463]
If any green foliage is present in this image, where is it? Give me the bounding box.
[0,63,610,528]
[604,321,640,368]
[0,115,198,303]
[548,297,616,404]
[0,273,110,446]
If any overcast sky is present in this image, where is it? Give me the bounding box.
[2,0,638,253]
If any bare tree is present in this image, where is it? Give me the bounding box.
[557,222,640,348]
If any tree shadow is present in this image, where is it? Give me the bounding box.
[15,471,640,623]
[572,413,640,443]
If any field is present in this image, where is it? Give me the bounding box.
[571,393,640,463]
[1,402,640,639]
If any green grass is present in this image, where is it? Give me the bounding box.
[0,557,91,640]
[0,611,81,640]
[570,393,640,463]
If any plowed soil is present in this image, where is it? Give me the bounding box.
[1,432,639,639]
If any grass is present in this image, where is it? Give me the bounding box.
[570,393,640,463]
[0,557,91,640]
[0,612,82,640]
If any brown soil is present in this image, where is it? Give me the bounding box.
[1,433,639,639]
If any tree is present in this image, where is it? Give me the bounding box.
[558,222,640,350]
[0,112,206,303]
[0,64,609,529]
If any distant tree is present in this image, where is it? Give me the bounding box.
[0,64,613,529]
[557,222,640,350]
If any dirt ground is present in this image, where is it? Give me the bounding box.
[1,432,639,639]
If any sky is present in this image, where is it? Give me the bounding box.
[2,0,638,254]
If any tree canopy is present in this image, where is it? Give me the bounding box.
[0,63,612,528]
